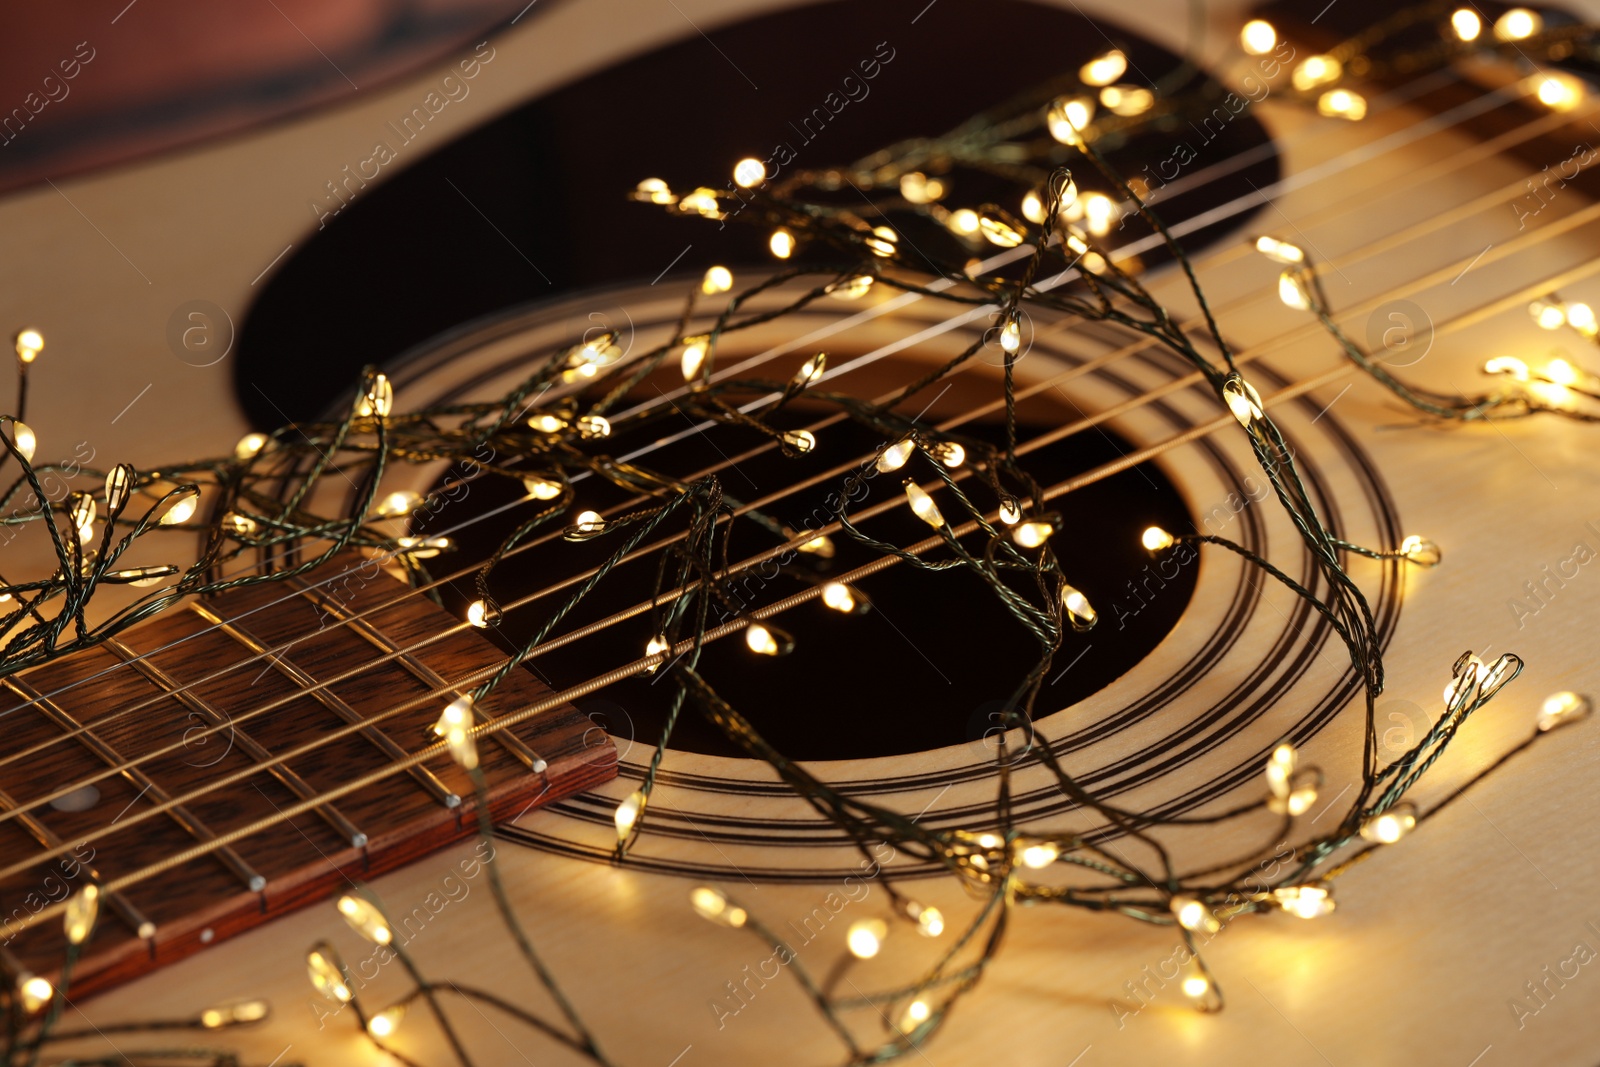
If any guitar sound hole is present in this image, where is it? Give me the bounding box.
[422,413,1196,762]
[235,0,1280,427]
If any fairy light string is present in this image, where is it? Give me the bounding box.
[6,6,1600,1065]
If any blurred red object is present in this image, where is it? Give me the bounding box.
[0,0,528,195]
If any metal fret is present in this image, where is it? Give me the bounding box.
[285,576,549,775]
[2,677,268,893]
[102,637,369,850]
[0,782,154,940]
[189,603,461,809]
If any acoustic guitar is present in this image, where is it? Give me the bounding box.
[3,0,1599,1064]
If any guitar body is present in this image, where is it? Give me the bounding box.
[5,0,1600,1064]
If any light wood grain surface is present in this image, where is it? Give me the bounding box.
[5,1,1600,1064]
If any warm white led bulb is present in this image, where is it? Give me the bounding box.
[846,918,888,959]
[733,157,766,188]
[1240,19,1277,55]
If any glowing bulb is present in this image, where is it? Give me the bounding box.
[1013,520,1054,548]
[702,266,734,294]
[367,1005,405,1039]
[1318,89,1367,120]
[1536,74,1582,112]
[200,999,270,1029]
[769,228,796,259]
[69,492,96,534]
[8,420,36,463]
[904,480,944,528]
[101,463,134,515]
[1000,315,1022,355]
[877,438,915,473]
[645,634,670,674]
[930,441,965,468]
[1021,189,1047,224]
[1292,55,1342,92]
[677,337,710,382]
[948,208,981,236]
[18,975,52,1013]
[357,373,393,418]
[798,534,835,557]
[577,414,611,439]
[745,622,789,656]
[1223,376,1266,427]
[1444,654,1488,705]
[615,789,645,839]
[395,534,451,559]
[1274,884,1336,919]
[733,157,766,188]
[62,883,99,945]
[691,886,748,928]
[156,488,200,526]
[1360,802,1417,844]
[222,512,257,538]
[1171,895,1220,933]
[909,903,944,937]
[1530,297,1566,329]
[1182,967,1215,1006]
[793,351,827,389]
[998,498,1021,525]
[979,214,1024,248]
[14,328,42,363]
[524,475,563,500]
[1266,742,1297,791]
[1054,174,1079,211]
[529,413,567,433]
[1082,193,1116,236]
[813,581,857,615]
[1101,84,1155,116]
[337,894,393,945]
[1061,585,1097,630]
[570,510,606,538]
[1485,357,1530,384]
[307,947,352,1003]
[375,490,420,518]
[1398,535,1442,566]
[898,999,931,1032]
[466,599,497,628]
[1254,235,1305,264]
[1240,19,1277,55]
[781,430,817,454]
[830,274,874,300]
[1538,690,1592,731]
[1494,8,1540,40]
[1566,303,1598,334]
[1451,8,1481,41]
[1080,49,1127,86]
[1018,840,1059,868]
[899,171,947,203]
[436,693,481,771]
[234,432,269,461]
[846,918,887,959]
[635,177,674,204]
[1268,769,1320,816]
[1046,95,1094,144]
[867,225,898,257]
[679,187,721,217]
[1142,526,1175,552]
[1279,270,1313,310]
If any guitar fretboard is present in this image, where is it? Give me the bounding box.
[0,557,613,996]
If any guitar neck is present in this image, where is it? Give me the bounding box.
[0,556,613,997]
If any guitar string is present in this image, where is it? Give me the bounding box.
[4,236,1599,920]
[0,61,1542,744]
[0,74,1575,797]
[0,73,1580,895]
[0,75,1587,863]
[0,318,1548,933]
[0,67,1562,760]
